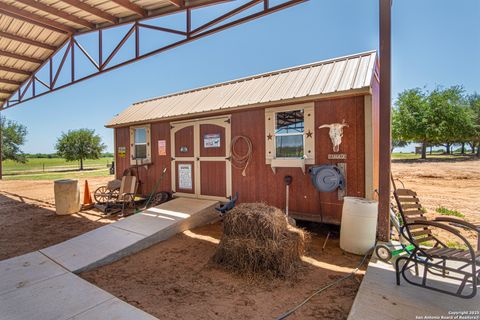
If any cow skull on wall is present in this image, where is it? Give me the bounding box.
[319,120,349,153]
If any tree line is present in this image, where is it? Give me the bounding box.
[393,86,480,159]
[1,116,106,170]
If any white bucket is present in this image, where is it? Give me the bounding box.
[340,197,378,255]
[54,179,81,215]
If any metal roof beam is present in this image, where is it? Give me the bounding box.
[59,0,118,24]
[0,78,22,86]
[15,0,96,29]
[0,66,31,76]
[0,89,14,95]
[0,50,43,64]
[110,0,147,17]
[0,3,75,34]
[0,31,57,51]
[166,0,183,7]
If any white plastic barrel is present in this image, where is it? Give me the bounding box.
[340,197,378,255]
[54,179,81,215]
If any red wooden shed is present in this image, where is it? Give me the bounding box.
[107,50,380,225]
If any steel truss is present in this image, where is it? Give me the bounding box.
[1,0,307,110]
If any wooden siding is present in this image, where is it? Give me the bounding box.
[116,122,172,196]
[114,95,368,225]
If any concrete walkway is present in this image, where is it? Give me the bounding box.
[0,252,157,320]
[41,197,219,273]
[348,258,480,320]
[0,197,219,320]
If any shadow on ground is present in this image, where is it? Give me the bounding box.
[81,221,365,320]
[0,192,115,261]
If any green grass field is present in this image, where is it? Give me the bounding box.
[391,152,476,160]
[2,157,113,180]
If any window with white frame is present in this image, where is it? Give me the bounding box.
[265,103,315,168]
[130,125,151,164]
[134,127,147,159]
[275,109,304,158]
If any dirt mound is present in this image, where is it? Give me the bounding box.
[213,203,307,278]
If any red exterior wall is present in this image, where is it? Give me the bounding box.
[114,94,368,225]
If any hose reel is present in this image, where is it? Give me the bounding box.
[308,164,345,193]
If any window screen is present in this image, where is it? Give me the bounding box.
[275,110,304,158]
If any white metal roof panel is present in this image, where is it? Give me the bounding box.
[107,50,377,127]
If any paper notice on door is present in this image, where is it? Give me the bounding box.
[204,133,221,148]
[178,164,193,190]
[158,140,166,156]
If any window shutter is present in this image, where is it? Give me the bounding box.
[265,109,274,164]
[129,127,135,162]
[146,126,151,162]
[303,104,315,164]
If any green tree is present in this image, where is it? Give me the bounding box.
[393,88,430,159]
[426,86,471,154]
[467,93,480,155]
[391,108,408,152]
[0,116,28,163]
[55,129,106,170]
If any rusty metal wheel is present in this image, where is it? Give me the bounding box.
[94,187,120,203]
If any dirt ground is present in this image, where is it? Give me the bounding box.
[0,177,116,260]
[392,158,480,245]
[2,159,478,319]
[392,158,480,222]
[81,222,365,320]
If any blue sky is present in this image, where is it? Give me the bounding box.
[3,0,479,153]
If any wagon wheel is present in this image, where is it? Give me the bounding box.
[109,188,120,200]
[150,192,168,207]
[94,186,110,203]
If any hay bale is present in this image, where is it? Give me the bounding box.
[213,203,307,278]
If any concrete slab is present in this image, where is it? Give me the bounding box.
[0,272,111,320]
[0,197,220,320]
[40,197,219,273]
[348,259,480,320]
[40,225,145,273]
[68,298,158,320]
[0,271,157,320]
[0,252,67,296]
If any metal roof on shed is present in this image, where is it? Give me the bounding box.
[107,50,378,127]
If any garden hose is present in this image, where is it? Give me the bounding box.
[275,249,372,320]
[230,136,253,177]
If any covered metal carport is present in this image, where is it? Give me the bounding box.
[0,0,392,240]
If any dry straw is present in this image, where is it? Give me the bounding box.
[213,203,307,278]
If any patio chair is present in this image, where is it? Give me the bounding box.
[95,175,138,216]
[393,186,480,299]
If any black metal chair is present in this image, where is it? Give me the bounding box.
[393,187,480,299]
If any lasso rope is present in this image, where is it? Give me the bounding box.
[230,135,253,177]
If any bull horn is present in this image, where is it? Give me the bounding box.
[318,124,331,129]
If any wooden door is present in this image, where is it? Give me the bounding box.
[171,116,231,201]
[198,118,231,199]
[171,123,196,195]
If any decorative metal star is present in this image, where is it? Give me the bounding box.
[306,130,313,138]
[267,133,273,140]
